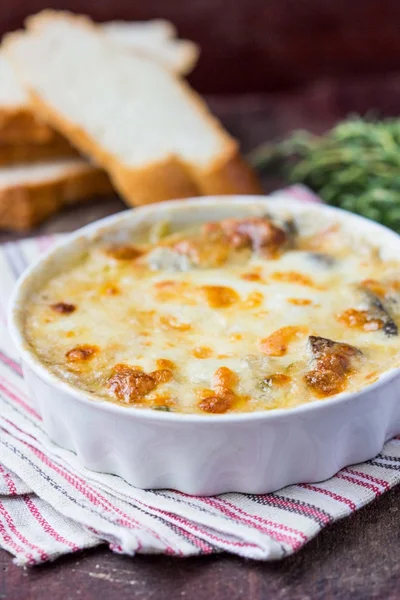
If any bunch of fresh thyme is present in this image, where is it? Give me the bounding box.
[248,117,400,233]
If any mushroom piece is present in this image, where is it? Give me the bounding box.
[359,284,398,337]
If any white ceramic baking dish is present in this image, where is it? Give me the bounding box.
[9,196,400,495]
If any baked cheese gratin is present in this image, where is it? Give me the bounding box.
[24,211,400,414]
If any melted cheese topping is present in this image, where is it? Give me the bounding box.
[24,215,400,414]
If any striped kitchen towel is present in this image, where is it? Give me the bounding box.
[0,199,399,567]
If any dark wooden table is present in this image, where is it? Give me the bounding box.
[1,82,399,599]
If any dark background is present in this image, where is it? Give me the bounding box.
[1,0,400,94]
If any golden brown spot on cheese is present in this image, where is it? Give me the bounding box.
[159,315,191,331]
[337,309,384,332]
[156,358,176,370]
[260,326,307,357]
[212,367,237,399]
[366,371,379,382]
[230,333,243,342]
[287,298,313,306]
[196,388,215,401]
[262,373,292,387]
[154,280,176,289]
[174,236,229,268]
[151,395,175,410]
[107,364,158,403]
[198,395,232,414]
[103,284,120,296]
[304,370,346,397]
[242,291,264,309]
[360,278,400,298]
[317,351,354,375]
[192,346,213,359]
[201,285,239,308]
[361,279,386,297]
[271,271,319,288]
[104,245,142,260]
[241,272,262,282]
[151,369,173,384]
[66,344,99,362]
[212,366,238,391]
[50,302,76,314]
[219,217,287,255]
[153,280,194,304]
[198,366,238,413]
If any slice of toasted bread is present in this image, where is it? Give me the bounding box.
[0,20,199,146]
[4,11,261,206]
[0,158,112,231]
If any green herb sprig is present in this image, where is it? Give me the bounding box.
[248,117,400,233]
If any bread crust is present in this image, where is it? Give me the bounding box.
[0,137,77,166]
[0,164,112,231]
[190,153,263,196]
[0,107,57,144]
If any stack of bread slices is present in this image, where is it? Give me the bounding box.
[1,11,260,231]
